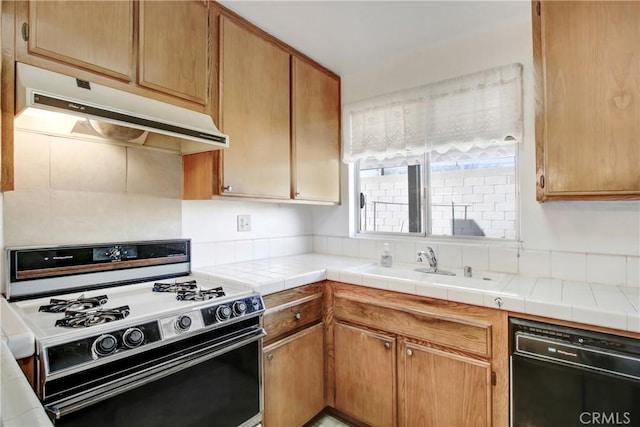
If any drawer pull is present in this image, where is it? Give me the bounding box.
[406,349,413,357]
[384,342,391,350]
[294,312,301,321]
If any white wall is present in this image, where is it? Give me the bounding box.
[313,9,640,259]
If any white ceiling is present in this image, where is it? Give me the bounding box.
[218,1,531,75]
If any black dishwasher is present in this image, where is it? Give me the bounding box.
[510,318,640,427]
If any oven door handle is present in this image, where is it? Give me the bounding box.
[45,327,266,420]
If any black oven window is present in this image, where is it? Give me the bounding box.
[56,341,260,427]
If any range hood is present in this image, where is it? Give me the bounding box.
[14,63,229,155]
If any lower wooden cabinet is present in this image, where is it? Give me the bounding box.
[260,281,508,427]
[263,323,325,427]
[261,283,325,427]
[326,281,508,427]
[398,340,491,427]
[334,322,396,427]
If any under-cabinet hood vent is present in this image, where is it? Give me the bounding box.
[14,63,229,155]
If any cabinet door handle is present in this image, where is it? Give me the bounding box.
[294,312,301,321]
[384,342,391,350]
[406,349,413,356]
[222,185,232,192]
[266,354,273,361]
[539,175,545,189]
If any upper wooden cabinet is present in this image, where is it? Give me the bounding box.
[24,1,134,81]
[533,1,640,201]
[292,57,341,203]
[182,4,341,204]
[217,15,291,199]
[138,1,210,104]
[15,0,210,110]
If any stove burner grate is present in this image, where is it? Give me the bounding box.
[55,305,131,328]
[152,280,198,293]
[39,294,108,313]
[176,287,225,301]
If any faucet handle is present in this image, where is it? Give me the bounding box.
[426,246,437,269]
[416,250,427,262]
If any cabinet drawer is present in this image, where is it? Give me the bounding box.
[334,295,490,358]
[263,295,323,345]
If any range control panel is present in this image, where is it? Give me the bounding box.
[45,321,162,374]
[201,295,264,327]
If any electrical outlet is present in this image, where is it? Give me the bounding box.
[237,215,251,232]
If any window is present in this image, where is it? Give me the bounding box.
[346,64,522,239]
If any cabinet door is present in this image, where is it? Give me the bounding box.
[263,323,325,427]
[334,322,396,427]
[292,57,340,203]
[398,340,491,427]
[138,1,209,105]
[219,16,290,199]
[535,1,640,200]
[26,0,133,80]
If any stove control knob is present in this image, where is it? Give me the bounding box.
[233,301,247,316]
[93,334,118,357]
[123,328,144,348]
[175,315,192,332]
[216,305,232,322]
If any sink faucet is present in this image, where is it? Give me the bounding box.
[417,246,438,270]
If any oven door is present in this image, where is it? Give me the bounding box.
[45,326,265,427]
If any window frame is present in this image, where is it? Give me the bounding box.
[354,146,520,241]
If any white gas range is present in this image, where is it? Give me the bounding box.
[5,239,265,427]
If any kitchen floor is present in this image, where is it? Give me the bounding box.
[309,413,354,427]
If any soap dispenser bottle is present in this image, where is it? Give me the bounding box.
[381,243,393,267]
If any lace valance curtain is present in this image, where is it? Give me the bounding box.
[343,63,523,164]
[343,89,429,164]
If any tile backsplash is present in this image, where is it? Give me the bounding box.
[4,131,182,246]
[313,235,640,288]
[190,235,313,268]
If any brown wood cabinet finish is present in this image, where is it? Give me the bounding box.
[1,0,14,191]
[292,57,341,203]
[138,1,210,104]
[533,0,640,201]
[25,0,134,81]
[325,281,508,427]
[216,15,291,199]
[262,284,323,346]
[333,293,491,357]
[263,323,325,427]
[398,340,491,427]
[334,322,396,427]
[17,355,35,389]
[261,284,326,427]
[182,3,341,204]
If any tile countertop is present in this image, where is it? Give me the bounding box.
[194,253,640,334]
[1,340,52,426]
[1,297,36,359]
